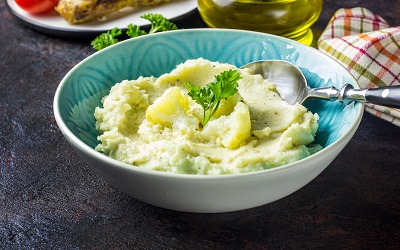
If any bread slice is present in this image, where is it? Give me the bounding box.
[55,0,169,24]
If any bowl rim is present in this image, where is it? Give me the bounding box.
[53,28,364,180]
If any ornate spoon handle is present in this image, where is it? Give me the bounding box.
[305,84,400,108]
[341,84,400,108]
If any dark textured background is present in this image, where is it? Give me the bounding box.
[1,0,400,249]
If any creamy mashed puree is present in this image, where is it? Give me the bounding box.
[94,58,321,175]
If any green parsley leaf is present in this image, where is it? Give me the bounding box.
[90,28,122,50]
[185,69,242,126]
[141,13,178,33]
[126,24,147,38]
[91,13,178,50]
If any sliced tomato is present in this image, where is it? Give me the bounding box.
[15,0,59,14]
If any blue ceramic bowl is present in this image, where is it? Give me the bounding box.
[54,29,363,213]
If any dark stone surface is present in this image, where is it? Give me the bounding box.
[1,1,400,249]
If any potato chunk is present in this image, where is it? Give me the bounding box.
[146,87,191,127]
[202,102,251,149]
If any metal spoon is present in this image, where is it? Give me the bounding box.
[241,60,400,108]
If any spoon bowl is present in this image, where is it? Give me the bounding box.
[241,60,308,105]
[242,60,400,108]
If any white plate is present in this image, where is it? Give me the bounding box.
[6,0,197,37]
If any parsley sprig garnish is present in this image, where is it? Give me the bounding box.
[185,70,242,127]
[90,28,122,51]
[91,13,178,50]
[143,13,178,33]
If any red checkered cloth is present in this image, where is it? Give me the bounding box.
[318,7,400,126]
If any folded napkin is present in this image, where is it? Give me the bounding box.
[318,7,400,126]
